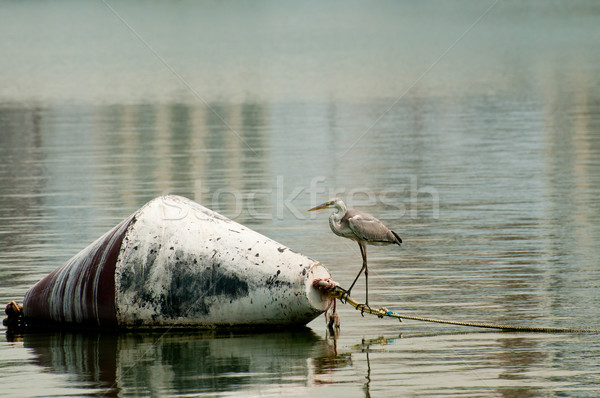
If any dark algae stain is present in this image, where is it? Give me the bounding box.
[165,256,250,318]
[121,248,250,320]
[119,243,161,296]
[265,269,291,289]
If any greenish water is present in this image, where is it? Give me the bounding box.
[1,1,600,396]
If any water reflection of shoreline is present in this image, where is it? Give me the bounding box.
[17,328,350,397]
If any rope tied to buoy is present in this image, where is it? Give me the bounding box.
[312,279,600,334]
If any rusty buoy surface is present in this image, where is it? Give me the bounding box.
[23,195,332,329]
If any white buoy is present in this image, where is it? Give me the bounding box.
[23,195,332,329]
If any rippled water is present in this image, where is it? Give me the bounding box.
[1,1,600,396]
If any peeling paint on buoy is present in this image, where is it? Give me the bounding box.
[23,195,332,329]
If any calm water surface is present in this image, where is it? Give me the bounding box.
[1,1,600,397]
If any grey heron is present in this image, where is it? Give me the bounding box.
[308,198,402,307]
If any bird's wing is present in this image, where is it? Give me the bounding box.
[346,212,395,243]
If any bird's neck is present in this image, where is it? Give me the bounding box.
[330,202,346,223]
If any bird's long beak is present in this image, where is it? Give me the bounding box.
[308,202,331,211]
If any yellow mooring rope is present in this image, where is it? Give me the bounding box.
[315,281,600,334]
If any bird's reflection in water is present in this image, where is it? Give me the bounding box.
[13,327,357,396]
[355,335,403,398]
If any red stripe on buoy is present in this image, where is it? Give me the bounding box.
[23,215,134,328]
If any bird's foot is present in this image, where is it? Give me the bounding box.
[340,289,351,304]
[356,303,372,316]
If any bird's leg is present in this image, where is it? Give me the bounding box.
[347,266,364,298]
[357,243,371,314]
[364,253,368,307]
[347,243,366,297]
